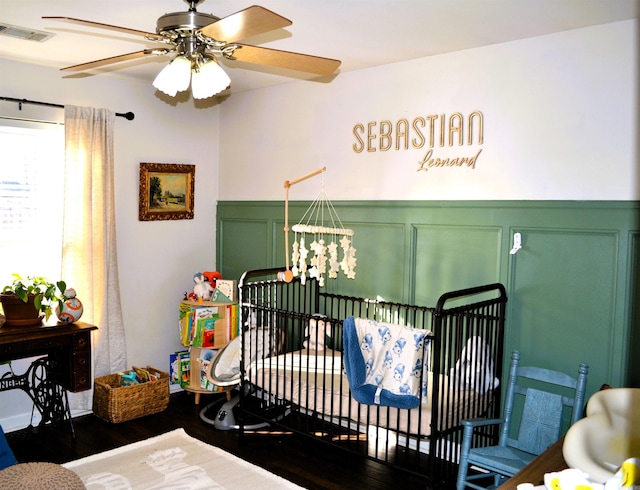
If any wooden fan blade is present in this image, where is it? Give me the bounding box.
[60,50,157,72]
[228,44,341,76]
[42,16,164,41]
[199,6,291,43]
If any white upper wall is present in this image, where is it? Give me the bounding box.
[0,59,220,381]
[218,20,638,201]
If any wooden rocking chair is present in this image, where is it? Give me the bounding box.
[456,350,589,490]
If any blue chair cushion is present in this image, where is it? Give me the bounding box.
[467,445,537,477]
[0,425,17,470]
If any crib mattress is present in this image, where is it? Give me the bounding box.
[248,349,489,437]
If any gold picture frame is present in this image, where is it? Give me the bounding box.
[139,163,195,221]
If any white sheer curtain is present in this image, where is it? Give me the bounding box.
[63,106,127,410]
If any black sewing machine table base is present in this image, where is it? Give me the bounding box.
[0,322,98,437]
[1,357,73,434]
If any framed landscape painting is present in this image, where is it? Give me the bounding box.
[139,163,195,221]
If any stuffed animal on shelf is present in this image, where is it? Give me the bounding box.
[203,271,222,289]
[193,272,214,301]
[303,314,332,352]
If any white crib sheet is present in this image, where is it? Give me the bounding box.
[248,349,490,437]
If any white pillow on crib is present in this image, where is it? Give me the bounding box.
[449,335,499,394]
[303,316,331,351]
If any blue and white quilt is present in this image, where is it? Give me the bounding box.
[342,316,431,409]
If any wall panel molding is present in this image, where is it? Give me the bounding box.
[218,200,640,392]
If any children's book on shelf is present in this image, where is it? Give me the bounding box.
[227,303,240,340]
[193,347,217,391]
[179,300,237,348]
[178,303,195,346]
[170,350,188,385]
[178,351,191,387]
[210,288,232,303]
[216,279,237,302]
[192,306,219,347]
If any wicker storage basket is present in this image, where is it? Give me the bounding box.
[93,366,169,423]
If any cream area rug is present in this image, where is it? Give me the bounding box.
[62,428,304,489]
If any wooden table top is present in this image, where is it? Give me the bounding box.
[0,321,97,343]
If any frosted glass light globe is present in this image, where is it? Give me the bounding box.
[153,56,192,96]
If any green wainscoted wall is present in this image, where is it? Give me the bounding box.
[217,200,640,398]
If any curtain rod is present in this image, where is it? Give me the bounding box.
[0,96,135,121]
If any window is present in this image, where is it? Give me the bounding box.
[0,119,64,283]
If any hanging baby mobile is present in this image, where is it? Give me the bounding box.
[281,167,356,286]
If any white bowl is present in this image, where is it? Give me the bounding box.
[563,388,640,483]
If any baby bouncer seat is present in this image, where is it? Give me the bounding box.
[199,326,286,430]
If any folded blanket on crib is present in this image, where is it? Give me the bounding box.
[343,316,430,409]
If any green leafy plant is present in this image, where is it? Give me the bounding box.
[1,274,67,321]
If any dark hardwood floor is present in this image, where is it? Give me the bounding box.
[6,391,441,489]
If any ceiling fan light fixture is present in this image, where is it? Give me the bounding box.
[191,57,231,99]
[46,6,342,98]
[153,55,192,96]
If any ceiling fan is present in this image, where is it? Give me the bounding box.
[43,0,341,99]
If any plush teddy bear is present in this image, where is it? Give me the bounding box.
[303,314,332,352]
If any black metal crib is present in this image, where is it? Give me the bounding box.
[237,267,507,487]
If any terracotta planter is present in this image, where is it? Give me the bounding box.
[0,293,43,327]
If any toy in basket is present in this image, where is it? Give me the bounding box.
[93,366,169,423]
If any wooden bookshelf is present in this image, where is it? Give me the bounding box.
[178,301,238,404]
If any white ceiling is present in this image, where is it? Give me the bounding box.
[1,0,639,94]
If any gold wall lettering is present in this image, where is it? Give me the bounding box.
[352,111,484,172]
[417,149,483,171]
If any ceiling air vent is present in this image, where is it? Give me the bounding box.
[0,23,55,42]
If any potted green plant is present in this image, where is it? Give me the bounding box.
[0,274,67,326]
